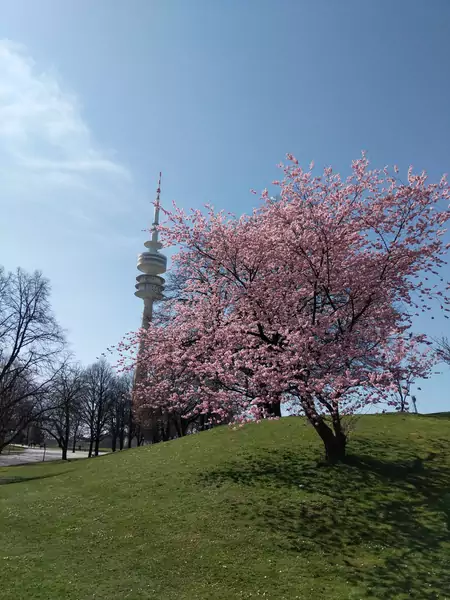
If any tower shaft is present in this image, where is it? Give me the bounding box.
[133,173,167,391]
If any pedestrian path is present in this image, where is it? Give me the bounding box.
[0,447,105,467]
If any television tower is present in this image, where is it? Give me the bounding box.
[134,172,167,328]
[132,174,167,445]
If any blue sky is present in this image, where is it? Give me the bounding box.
[0,0,449,413]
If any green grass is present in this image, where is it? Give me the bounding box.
[0,414,449,600]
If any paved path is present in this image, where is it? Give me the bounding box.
[0,447,105,467]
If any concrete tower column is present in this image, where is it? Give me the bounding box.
[133,173,167,411]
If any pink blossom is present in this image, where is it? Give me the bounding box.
[117,154,450,459]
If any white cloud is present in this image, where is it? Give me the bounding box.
[0,39,152,366]
[0,39,133,220]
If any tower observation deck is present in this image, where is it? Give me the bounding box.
[134,172,167,328]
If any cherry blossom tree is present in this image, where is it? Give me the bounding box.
[119,154,450,462]
[118,319,236,441]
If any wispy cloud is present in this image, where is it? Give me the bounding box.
[0,39,133,224]
[0,39,155,366]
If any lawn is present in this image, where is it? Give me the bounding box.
[0,414,449,600]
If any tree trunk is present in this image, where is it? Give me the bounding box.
[314,418,347,463]
[198,414,206,431]
[162,414,171,441]
[264,400,281,418]
[63,407,70,460]
[119,426,125,450]
[93,403,103,457]
[151,409,162,443]
[72,423,79,453]
[88,435,94,458]
[136,428,144,446]
[181,419,188,436]
[324,431,346,463]
[173,416,182,438]
[111,432,117,453]
[127,410,133,449]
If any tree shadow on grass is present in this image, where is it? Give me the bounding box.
[0,472,70,486]
[201,439,450,600]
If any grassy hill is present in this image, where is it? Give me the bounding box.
[1,414,449,600]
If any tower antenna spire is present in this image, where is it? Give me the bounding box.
[151,171,162,243]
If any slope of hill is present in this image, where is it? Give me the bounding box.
[1,414,449,600]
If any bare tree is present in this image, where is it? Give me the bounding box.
[42,362,85,460]
[107,374,132,452]
[81,360,114,457]
[0,267,65,452]
[436,337,450,365]
[71,409,84,454]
